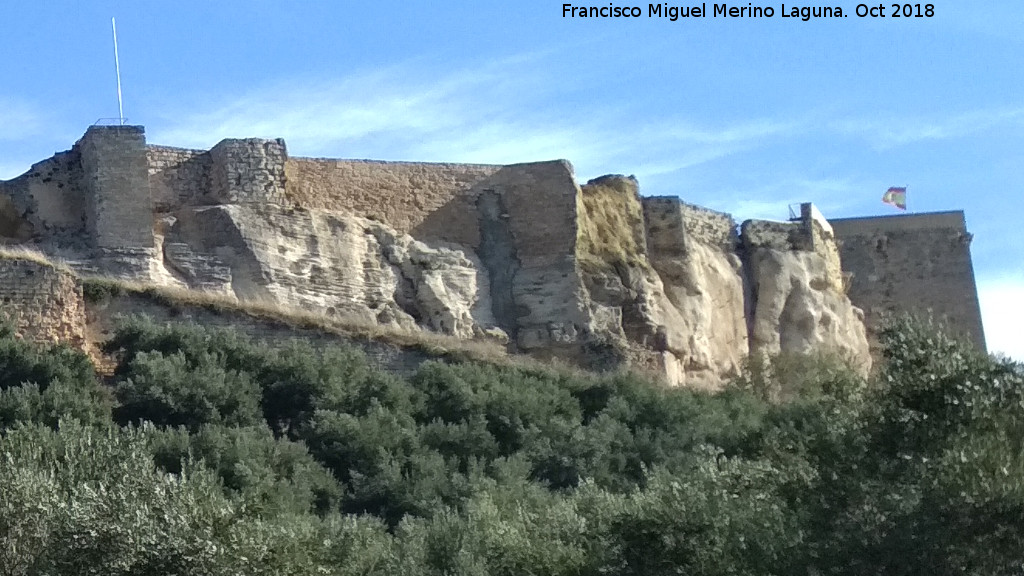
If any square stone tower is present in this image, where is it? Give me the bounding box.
[77,125,156,277]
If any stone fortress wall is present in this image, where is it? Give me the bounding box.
[0,257,86,348]
[830,211,986,349]
[284,157,501,248]
[0,125,987,387]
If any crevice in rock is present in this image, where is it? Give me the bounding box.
[476,189,520,347]
[737,229,758,356]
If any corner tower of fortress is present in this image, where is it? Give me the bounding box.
[830,211,986,350]
[0,125,986,387]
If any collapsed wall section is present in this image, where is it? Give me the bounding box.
[0,257,86,348]
[830,211,986,350]
[0,151,83,245]
[284,158,500,247]
[569,185,869,387]
[642,197,748,388]
[147,145,211,211]
[742,217,870,372]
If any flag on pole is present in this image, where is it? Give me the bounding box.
[882,186,907,210]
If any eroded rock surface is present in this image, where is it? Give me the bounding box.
[743,220,870,374]
[576,179,750,389]
[165,204,497,339]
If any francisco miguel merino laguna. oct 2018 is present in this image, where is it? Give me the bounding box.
[561,3,933,20]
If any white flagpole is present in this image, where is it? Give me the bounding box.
[112,17,124,125]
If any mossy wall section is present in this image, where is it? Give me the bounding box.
[576,175,648,271]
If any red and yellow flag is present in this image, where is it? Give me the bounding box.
[882,187,907,210]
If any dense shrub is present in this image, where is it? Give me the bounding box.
[0,323,111,428]
[113,350,263,429]
[0,421,396,575]
[147,424,344,516]
[1,313,1022,574]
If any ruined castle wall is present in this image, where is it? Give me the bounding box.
[480,161,587,350]
[0,258,85,347]
[644,198,737,252]
[741,218,870,371]
[208,139,289,206]
[0,151,86,245]
[742,219,811,251]
[78,126,154,250]
[284,157,500,248]
[147,145,211,211]
[830,211,986,350]
[642,197,748,387]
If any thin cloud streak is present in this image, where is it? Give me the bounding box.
[830,107,1024,149]
[712,176,864,221]
[150,61,807,185]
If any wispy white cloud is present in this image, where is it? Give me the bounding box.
[977,273,1024,362]
[149,58,804,187]
[829,107,1024,149]
[0,98,46,141]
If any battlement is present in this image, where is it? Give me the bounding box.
[829,210,967,234]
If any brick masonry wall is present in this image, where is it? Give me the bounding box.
[484,161,588,350]
[0,258,85,348]
[284,157,500,248]
[831,212,986,350]
[643,197,738,254]
[741,219,810,251]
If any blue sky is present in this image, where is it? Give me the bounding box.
[2,1,1021,359]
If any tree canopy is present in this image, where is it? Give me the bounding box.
[0,314,1020,575]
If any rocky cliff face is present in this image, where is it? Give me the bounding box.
[0,126,872,388]
[742,219,869,371]
[573,177,868,389]
[162,204,497,340]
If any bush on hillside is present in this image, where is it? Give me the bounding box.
[0,323,110,428]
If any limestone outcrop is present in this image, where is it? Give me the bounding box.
[164,204,498,340]
[743,219,870,372]
[574,177,867,389]
[0,125,883,388]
